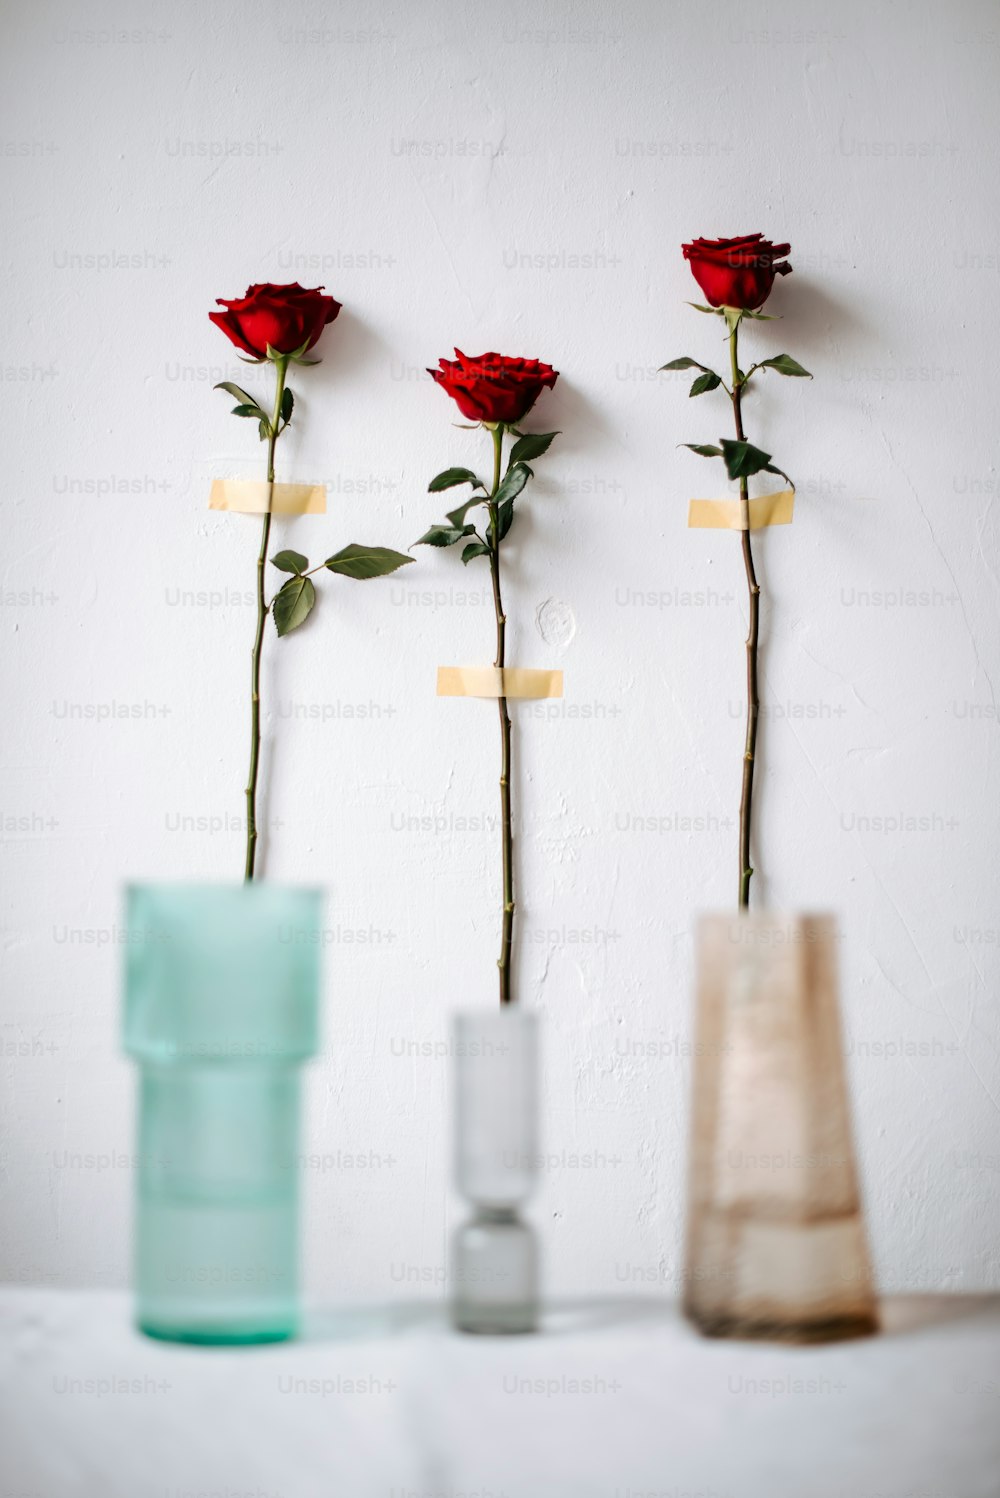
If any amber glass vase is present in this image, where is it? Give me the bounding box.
[683,912,878,1343]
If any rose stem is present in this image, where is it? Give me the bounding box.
[487,424,515,1005]
[729,318,760,909]
[244,354,289,881]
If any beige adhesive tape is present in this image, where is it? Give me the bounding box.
[687,489,795,531]
[437,666,564,700]
[209,479,327,516]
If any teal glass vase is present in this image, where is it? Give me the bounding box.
[123,882,321,1345]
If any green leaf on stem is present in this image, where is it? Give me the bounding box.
[446,496,486,528]
[461,541,491,564]
[323,544,414,579]
[507,431,559,466]
[743,309,779,320]
[232,402,265,418]
[494,461,531,507]
[413,523,475,548]
[763,463,795,488]
[721,439,776,481]
[428,467,483,493]
[680,443,724,458]
[271,549,308,575]
[493,500,515,543]
[685,302,722,314]
[214,381,258,406]
[689,371,722,397]
[258,418,270,442]
[280,387,294,424]
[757,354,812,377]
[272,575,316,636]
[660,357,711,372]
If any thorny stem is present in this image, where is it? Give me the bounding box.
[729,320,760,908]
[244,356,289,881]
[486,424,515,1004]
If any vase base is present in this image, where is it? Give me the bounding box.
[452,1307,537,1336]
[138,1320,297,1347]
[684,1305,879,1345]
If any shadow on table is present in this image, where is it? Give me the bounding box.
[301,1294,999,1347]
[301,1296,687,1345]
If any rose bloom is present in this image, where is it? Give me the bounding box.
[682,235,792,310]
[428,349,558,424]
[209,282,341,359]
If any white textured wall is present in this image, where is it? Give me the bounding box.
[2,0,999,1301]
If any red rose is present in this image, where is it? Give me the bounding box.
[209,282,341,359]
[428,349,558,424]
[682,235,792,310]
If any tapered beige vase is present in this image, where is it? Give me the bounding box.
[683,912,878,1343]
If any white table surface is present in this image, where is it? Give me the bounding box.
[1,1290,997,1498]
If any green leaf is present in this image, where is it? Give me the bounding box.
[493,500,515,543]
[323,544,414,579]
[446,495,485,528]
[428,467,483,493]
[660,357,710,372]
[685,302,721,314]
[461,541,491,564]
[272,575,316,637]
[743,309,779,320]
[758,354,812,378]
[414,524,475,548]
[214,381,258,406]
[689,371,722,397]
[721,439,775,481]
[258,418,270,442]
[507,431,559,466]
[680,443,723,458]
[271,549,308,575]
[232,402,265,418]
[281,387,294,423]
[764,463,795,488]
[494,461,531,508]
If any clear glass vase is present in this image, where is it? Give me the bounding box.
[451,1008,539,1334]
[123,882,321,1344]
[683,912,878,1343]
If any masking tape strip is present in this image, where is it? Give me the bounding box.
[437,666,564,700]
[209,479,327,516]
[687,489,795,531]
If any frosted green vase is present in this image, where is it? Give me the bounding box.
[123,883,321,1345]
